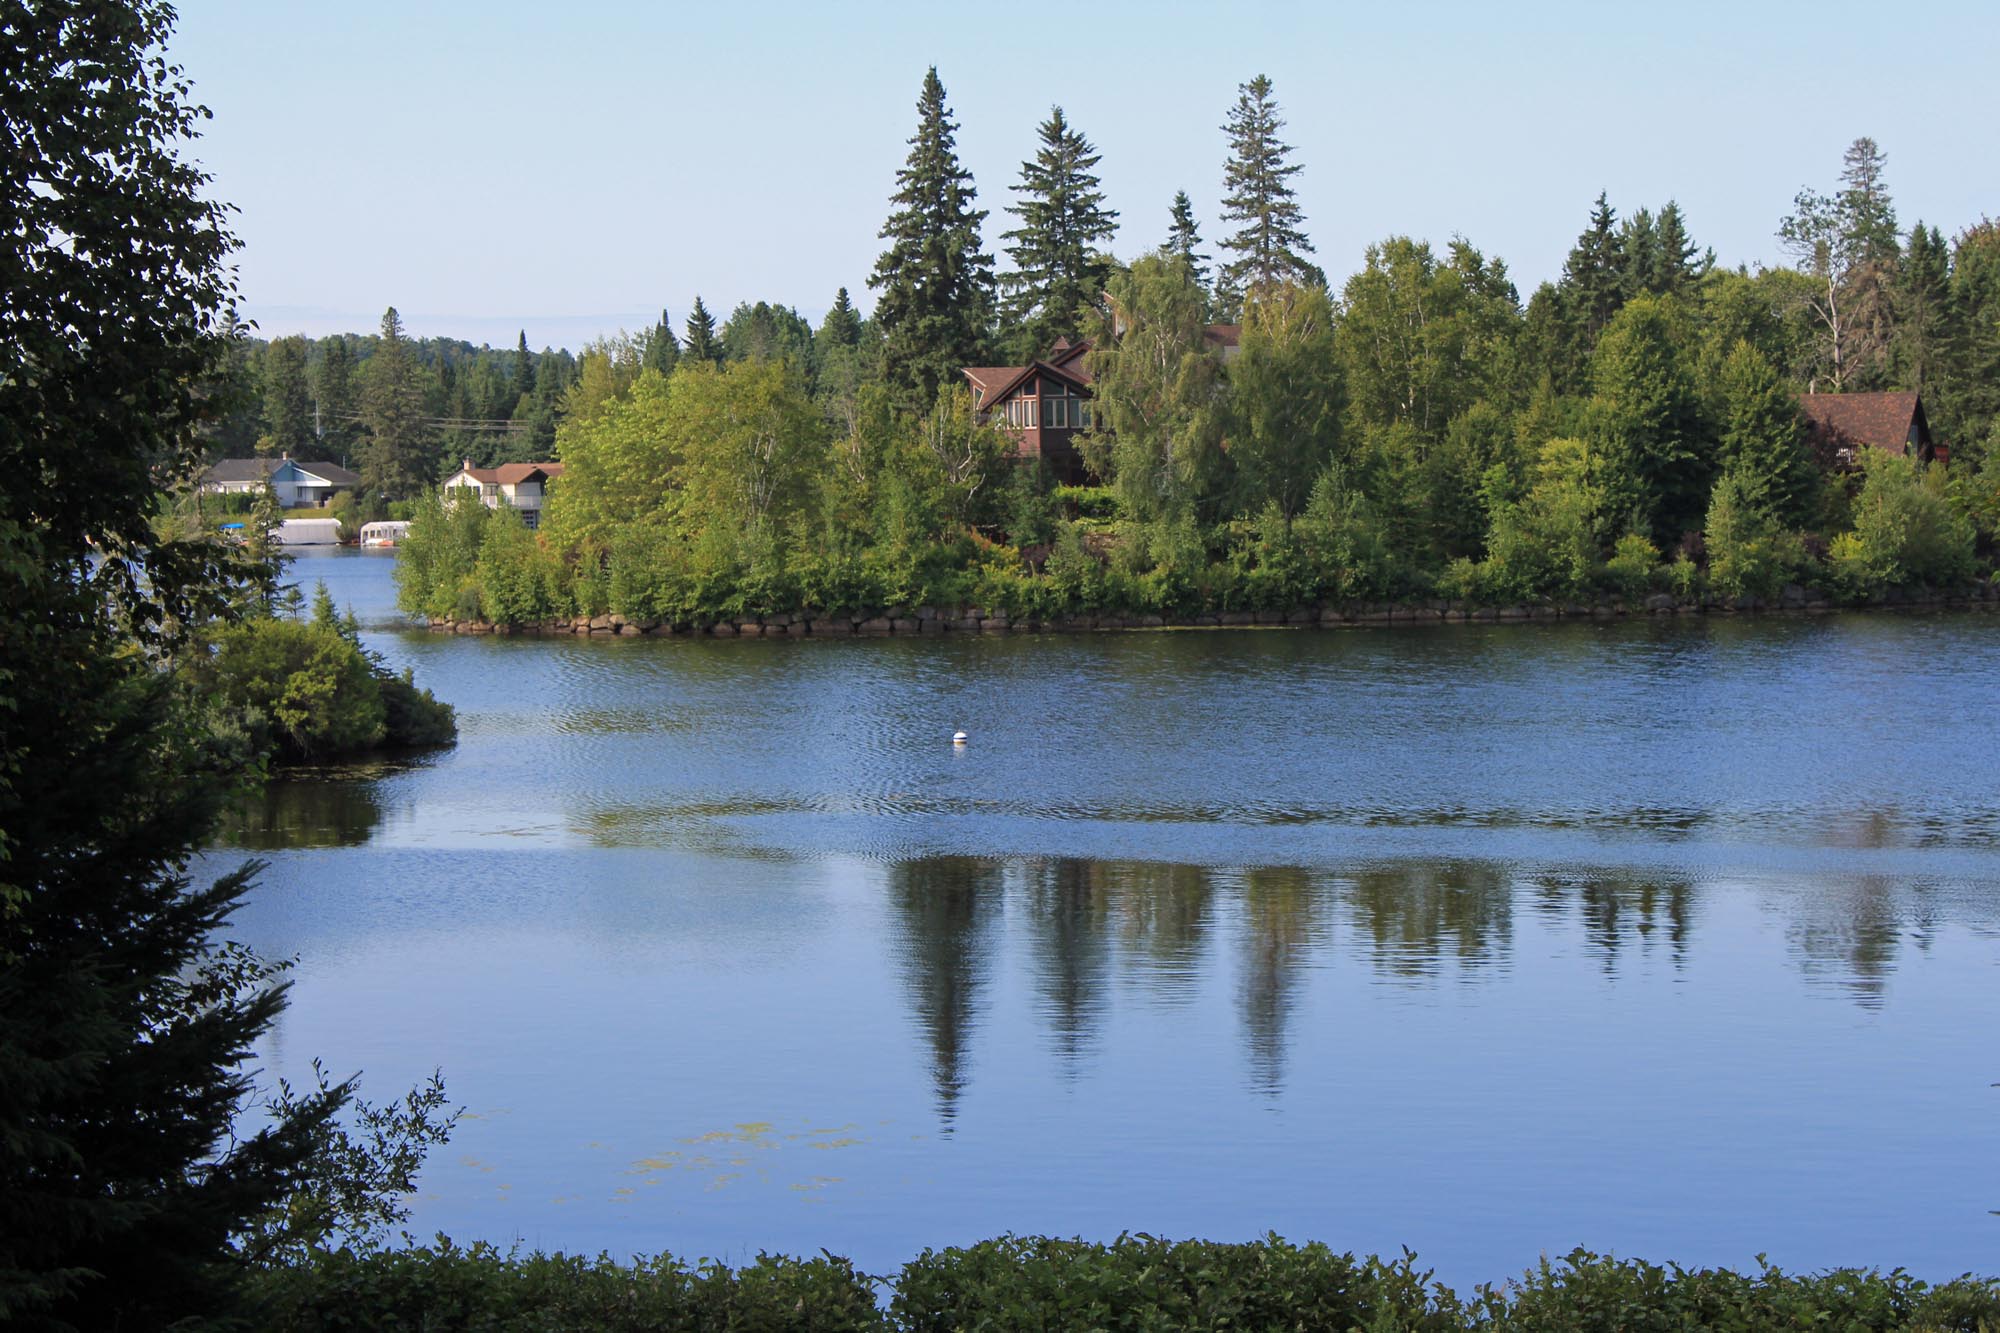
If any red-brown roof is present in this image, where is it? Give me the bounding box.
[1202,323,1242,348]
[1799,393,1922,454]
[454,461,565,485]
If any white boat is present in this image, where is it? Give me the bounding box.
[359,520,411,548]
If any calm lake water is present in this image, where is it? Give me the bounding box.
[212,549,2000,1286]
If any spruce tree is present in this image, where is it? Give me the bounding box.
[1000,106,1118,356]
[512,331,534,410]
[1165,189,1211,292]
[3,4,344,1323]
[1654,201,1712,295]
[1718,339,1817,530]
[683,296,724,367]
[358,307,433,499]
[819,287,863,348]
[643,308,680,377]
[1216,75,1316,312]
[1893,223,1951,392]
[261,335,314,457]
[869,67,995,405]
[313,334,357,460]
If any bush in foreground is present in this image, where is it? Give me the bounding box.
[245,1236,2000,1331]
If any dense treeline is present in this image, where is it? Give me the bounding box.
[383,71,2000,627]
[249,1235,2000,1331]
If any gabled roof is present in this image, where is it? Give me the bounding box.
[962,339,1095,407]
[451,461,565,485]
[201,456,359,486]
[1202,323,1241,349]
[1799,392,1923,453]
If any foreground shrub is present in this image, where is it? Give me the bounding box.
[1482,1248,2000,1332]
[891,1233,1461,1332]
[248,1240,884,1332]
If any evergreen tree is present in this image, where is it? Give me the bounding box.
[1717,340,1817,530]
[3,4,344,1322]
[1165,189,1211,292]
[1779,137,1902,391]
[819,287,863,349]
[1216,75,1317,311]
[1653,201,1712,296]
[1000,106,1118,356]
[869,67,996,406]
[1589,294,1711,545]
[1558,192,1627,381]
[1891,222,1950,392]
[512,331,534,409]
[359,306,434,499]
[642,308,680,377]
[313,334,357,460]
[683,296,724,368]
[261,335,314,457]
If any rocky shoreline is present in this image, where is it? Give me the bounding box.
[427,581,2000,636]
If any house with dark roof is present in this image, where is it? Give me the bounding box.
[199,455,360,507]
[963,326,1241,485]
[1800,392,1946,468]
[443,460,565,529]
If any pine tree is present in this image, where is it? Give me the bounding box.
[261,335,313,457]
[313,334,357,460]
[1165,190,1210,292]
[1565,193,1627,349]
[683,296,723,367]
[1000,106,1118,356]
[1653,201,1712,296]
[1590,293,1710,544]
[642,308,680,377]
[1216,75,1316,311]
[359,307,433,499]
[869,67,995,405]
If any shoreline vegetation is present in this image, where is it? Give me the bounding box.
[250,1235,2000,1330]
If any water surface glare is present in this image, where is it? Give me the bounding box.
[216,551,2000,1285]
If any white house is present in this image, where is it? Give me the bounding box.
[200,455,360,508]
[442,460,565,529]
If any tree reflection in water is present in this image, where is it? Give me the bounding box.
[213,769,392,849]
[888,857,1001,1132]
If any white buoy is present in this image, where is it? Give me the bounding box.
[952,730,968,746]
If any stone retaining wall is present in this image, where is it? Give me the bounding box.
[426,582,2000,637]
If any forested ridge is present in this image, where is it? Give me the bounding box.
[214,72,2000,622]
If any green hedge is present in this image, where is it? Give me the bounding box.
[246,1236,2000,1332]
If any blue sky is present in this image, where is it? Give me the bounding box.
[171,0,1997,351]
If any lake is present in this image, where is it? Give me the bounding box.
[212,549,2000,1287]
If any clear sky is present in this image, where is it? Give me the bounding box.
[170,0,1997,352]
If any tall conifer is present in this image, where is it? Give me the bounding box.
[1165,190,1210,292]
[869,67,995,405]
[1000,106,1118,356]
[359,307,433,498]
[643,308,680,377]
[1216,75,1316,311]
[683,297,723,367]
[820,287,863,348]
[313,334,357,459]
[512,331,534,410]
[260,335,313,457]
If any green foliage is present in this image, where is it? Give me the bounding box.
[475,506,566,625]
[1083,253,1227,523]
[1053,483,1120,521]
[870,68,995,406]
[1216,75,1318,308]
[358,307,436,501]
[1833,452,1977,592]
[1229,282,1344,518]
[247,1240,885,1332]
[199,618,388,761]
[1716,339,1818,528]
[1479,437,1603,603]
[1000,106,1117,356]
[2,9,355,1317]
[1705,469,1797,601]
[1589,293,1711,544]
[1604,531,1662,602]
[248,1237,2000,1332]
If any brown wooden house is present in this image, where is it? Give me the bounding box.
[963,326,1242,485]
[1800,392,1946,468]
